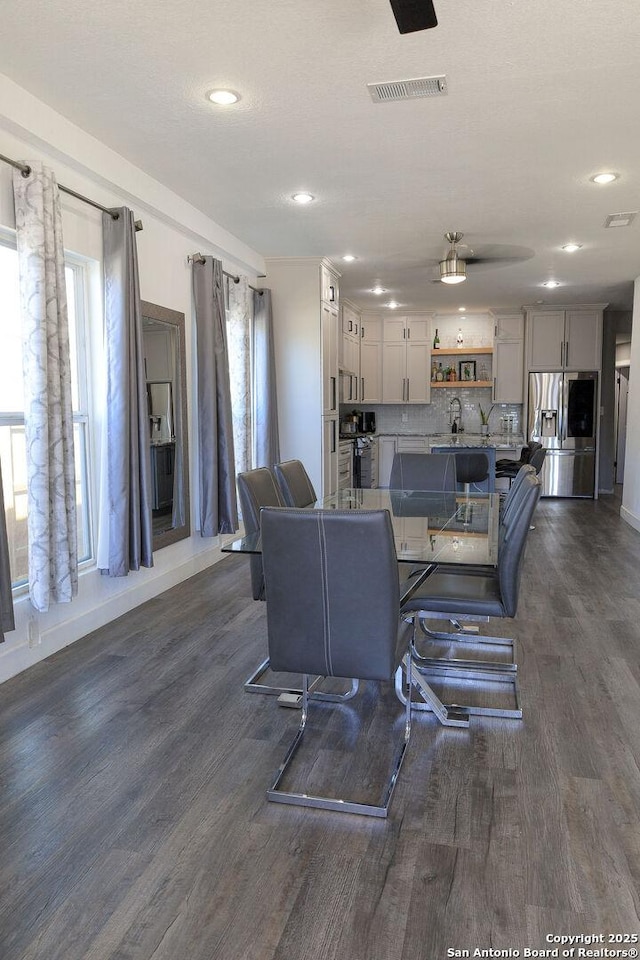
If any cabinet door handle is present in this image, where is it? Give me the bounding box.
[565,341,569,367]
[493,376,496,400]
[407,378,410,402]
[361,377,365,399]
[560,342,563,366]
[407,326,410,339]
[361,325,364,338]
[348,319,353,332]
[331,376,336,410]
[331,420,336,453]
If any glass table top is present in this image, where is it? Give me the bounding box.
[222,488,500,567]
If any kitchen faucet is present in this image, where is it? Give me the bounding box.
[449,397,463,433]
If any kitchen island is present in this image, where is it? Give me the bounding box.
[377,433,524,488]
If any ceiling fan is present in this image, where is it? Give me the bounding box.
[432,232,535,284]
[389,0,438,34]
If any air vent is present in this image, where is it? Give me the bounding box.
[604,212,637,228]
[367,75,447,103]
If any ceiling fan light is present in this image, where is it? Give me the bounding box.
[439,257,466,284]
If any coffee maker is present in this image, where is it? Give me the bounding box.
[358,411,376,434]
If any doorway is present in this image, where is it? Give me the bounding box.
[614,366,629,484]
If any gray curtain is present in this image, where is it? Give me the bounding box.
[12,162,78,612]
[0,460,15,639]
[253,288,280,468]
[99,207,153,576]
[192,257,238,536]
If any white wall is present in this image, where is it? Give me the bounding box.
[620,277,640,531]
[0,73,265,682]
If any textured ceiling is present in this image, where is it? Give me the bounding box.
[1,0,639,312]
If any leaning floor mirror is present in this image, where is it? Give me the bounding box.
[141,300,191,550]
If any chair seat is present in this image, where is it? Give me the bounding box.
[402,570,506,619]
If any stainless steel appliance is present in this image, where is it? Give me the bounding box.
[354,436,374,488]
[528,371,598,497]
[358,411,376,434]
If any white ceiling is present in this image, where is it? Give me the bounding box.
[2,0,640,313]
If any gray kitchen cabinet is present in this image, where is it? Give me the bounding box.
[382,317,431,404]
[359,316,383,403]
[492,311,524,403]
[525,305,605,371]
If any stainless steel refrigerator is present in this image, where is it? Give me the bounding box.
[528,371,598,497]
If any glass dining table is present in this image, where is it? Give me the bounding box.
[222,488,502,727]
[222,487,500,580]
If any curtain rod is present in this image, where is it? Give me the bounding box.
[187,252,265,293]
[0,151,143,231]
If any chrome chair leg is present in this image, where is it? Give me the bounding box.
[267,670,411,818]
[245,657,359,706]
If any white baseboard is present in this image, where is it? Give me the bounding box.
[0,544,229,684]
[620,504,640,533]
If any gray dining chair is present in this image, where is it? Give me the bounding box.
[399,472,541,725]
[273,459,317,507]
[496,441,543,483]
[236,468,284,603]
[452,450,491,495]
[390,452,457,490]
[236,468,359,705]
[261,506,413,817]
[236,468,302,699]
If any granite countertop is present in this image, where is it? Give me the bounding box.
[377,432,525,449]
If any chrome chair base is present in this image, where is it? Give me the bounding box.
[418,612,516,655]
[267,666,411,818]
[245,657,359,705]
[395,622,523,726]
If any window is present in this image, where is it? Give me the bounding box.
[0,238,93,588]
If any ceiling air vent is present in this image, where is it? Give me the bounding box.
[604,212,637,228]
[367,75,447,103]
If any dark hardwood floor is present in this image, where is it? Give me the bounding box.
[1,492,639,959]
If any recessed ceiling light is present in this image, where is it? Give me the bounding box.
[207,89,240,105]
[591,172,618,184]
[561,243,582,252]
[371,286,387,295]
[543,280,561,288]
[387,301,399,309]
[291,192,315,204]
[458,306,466,311]
[342,255,356,262]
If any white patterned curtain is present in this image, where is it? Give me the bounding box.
[226,277,252,475]
[12,163,78,613]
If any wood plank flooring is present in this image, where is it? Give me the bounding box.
[1,491,639,959]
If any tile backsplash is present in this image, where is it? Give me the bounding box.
[344,388,522,436]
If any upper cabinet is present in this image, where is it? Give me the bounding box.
[382,317,431,403]
[339,303,360,386]
[525,305,605,371]
[360,316,383,403]
[321,263,339,308]
[491,311,524,403]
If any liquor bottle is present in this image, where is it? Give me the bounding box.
[456,328,464,346]
[436,363,444,382]
[433,328,440,349]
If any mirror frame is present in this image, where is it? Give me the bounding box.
[141,300,191,550]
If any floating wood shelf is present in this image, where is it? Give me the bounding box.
[431,346,493,355]
[430,380,493,388]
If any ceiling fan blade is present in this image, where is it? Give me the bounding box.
[389,0,438,34]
